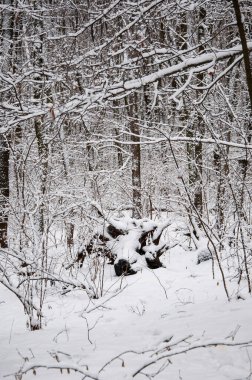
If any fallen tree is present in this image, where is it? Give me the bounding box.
[76,209,172,276]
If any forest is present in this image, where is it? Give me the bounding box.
[1,0,252,379]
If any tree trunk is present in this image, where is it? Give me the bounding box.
[129,93,142,219]
[0,134,9,247]
[231,0,252,112]
[214,151,225,237]
[186,8,206,218]
[0,0,13,247]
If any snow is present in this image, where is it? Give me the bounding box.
[109,217,158,265]
[1,238,252,379]
[4,41,252,132]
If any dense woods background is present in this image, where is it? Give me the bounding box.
[1,0,252,329]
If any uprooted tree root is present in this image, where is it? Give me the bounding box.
[75,206,173,276]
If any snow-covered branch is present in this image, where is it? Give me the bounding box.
[14,362,101,380]
[3,41,251,131]
[133,337,252,377]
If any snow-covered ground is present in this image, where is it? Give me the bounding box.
[1,244,252,380]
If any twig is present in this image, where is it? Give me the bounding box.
[8,319,14,344]
[133,338,252,377]
[99,348,154,374]
[149,269,168,299]
[6,363,101,380]
[83,315,103,344]
[85,284,128,313]
[53,325,69,343]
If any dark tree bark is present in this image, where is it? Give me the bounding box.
[0,134,9,247]
[34,120,48,236]
[130,113,142,219]
[214,151,227,237]
[0,0,14,247]
[231,0,252,112]
[113,100,124,168]
[192,7,207,217]
[182,9,205,219]
[127,93,142,219]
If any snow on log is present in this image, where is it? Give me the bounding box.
[76,212,172,276]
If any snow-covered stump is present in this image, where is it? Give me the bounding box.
[76,213,171,276]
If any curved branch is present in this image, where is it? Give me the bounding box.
[133,338,252,377]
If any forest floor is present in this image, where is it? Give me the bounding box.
[1,230,252,380]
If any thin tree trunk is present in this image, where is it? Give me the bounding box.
[231,0,252,112]
[214,151,225,237]
[0,134,9,247]
[0,0,13,247]
[128,93,142,219]
[113,100,124,168]
[193,7,207,217]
